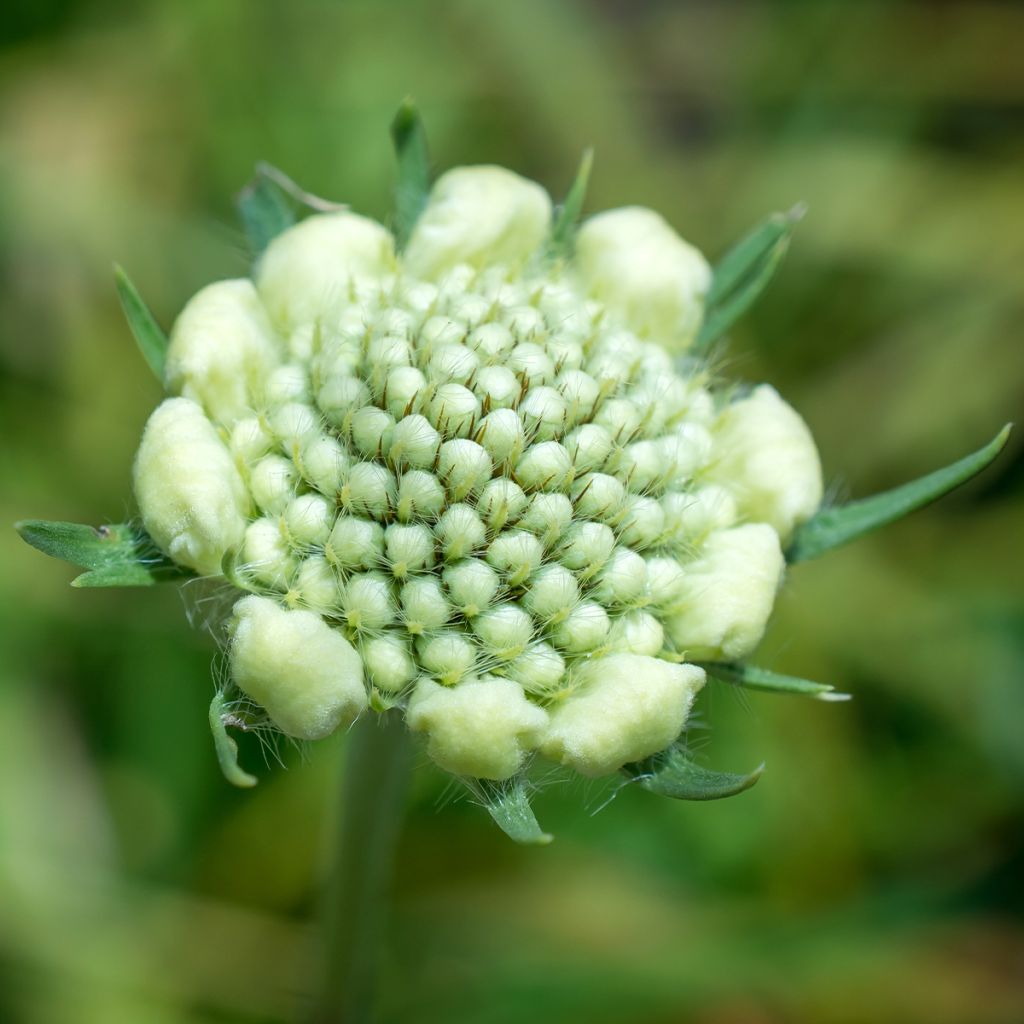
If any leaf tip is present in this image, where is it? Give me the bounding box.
[787,201,808,223]
[817,690,853,703]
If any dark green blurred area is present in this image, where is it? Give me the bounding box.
[2,1,1022,1021]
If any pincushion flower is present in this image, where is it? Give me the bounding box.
[17,105,1009,842]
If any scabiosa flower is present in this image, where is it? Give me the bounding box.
[18,106,1008,840]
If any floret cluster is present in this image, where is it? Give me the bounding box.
[133,166,823,781]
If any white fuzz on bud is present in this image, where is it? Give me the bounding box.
[229,595,366,740]
[541,655,705,776]
[134,398,248,575]
[574,207,711,349]
[665,524,784,661]
[404,166,552,278]
[705,385,824,541]
[164,280,281,422]
[257,212,395,330]
[406,676,549,780]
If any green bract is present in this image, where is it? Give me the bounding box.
[17,105,1010,842]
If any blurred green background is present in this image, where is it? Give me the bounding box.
[2,1,1022,1021]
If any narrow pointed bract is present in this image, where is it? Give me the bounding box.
[390,99,432,249]
[15,519,188,587]
[625,745,764,801]
[696,206,802,350]
[548,147,593,259]
[788,425,1012,563]
[478,778,552,845]
[701,661,848,700]
[237,163,297,257]
[114,265,168,381]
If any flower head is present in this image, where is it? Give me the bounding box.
[131,160,823,787]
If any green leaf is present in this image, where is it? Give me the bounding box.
[788,424,1012,563]
[625,745,763,801]
[477,778,552,845]
[695,206,803,351]
[209,692,258,788]
[701,661,850,701]
[15,520,190,587]
[390,99,432,249]
[548,147,593,258]
[114,265,168,381]
[237,163,298,257]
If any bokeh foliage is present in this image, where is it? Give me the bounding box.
[1,1,1022,1021]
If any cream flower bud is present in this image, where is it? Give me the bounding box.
[384,367,429,420]
[389,414,441,469]
[293,555,342,612]
[705,385,824,541]
[133,398,247,575]
[268,401,319,449]
[401,577,451,633]
[476,408,526,465]
[523,563,580,623]
[298,434,350,495]
[416,630,477,685]
[395,469,446,523]
[592,546,648,606]
[164,280,281,422]
[467,323,515,360]
[283,494,333,547]
[542,656,704,777]
[341,572,396,630]
[507,343,555,385]
[229,595,366,740]
[665,524,784,661]
[572,472,625,522]
[558,521,615,577]
[607,610,664,656]
[428,382,480,439]
[551,600,610,653]
[249,455,298,515]
[519,386,568,442]
[518,493,574,547]
[661,487,737,549]
[404,166,552,279]
[350,406,395,459]
[326,516,384,571]
[472,366,520,410]
[565,423,613,472]
[385,523,436,577]
[230,416,273,464]
[477,478,528,532]
[505,643,565,695]
[515,441,574,493]
[361,634,417,694]
[420,315,467,348]
[435,504,486,561]
[471,603,534,660]
[443,560,500,618]
[341,462,395,518]
[257,212,395,330]
[427,342,479,383]
[574,207,711,350]
[243,518,297,589]
[438,439,492,501]
[486,530,544,586]
[407,676,549,780]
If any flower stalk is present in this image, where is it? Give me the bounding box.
[310,709,410,1024]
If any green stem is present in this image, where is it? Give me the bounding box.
[309,709,410,1024]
